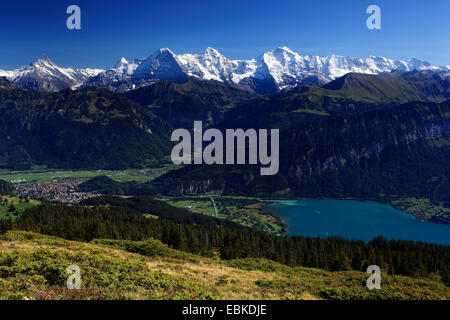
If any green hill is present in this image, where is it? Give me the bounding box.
[0,230,448,300]
[0,87,172,169]
[125,78,259,128]
[7,203,449,285]
[154,101,450,198]
[224,71,449,129]
[320,73,428,103]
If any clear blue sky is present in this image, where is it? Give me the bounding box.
[0,0,449,69]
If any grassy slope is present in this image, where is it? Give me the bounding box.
[317,73,427,104]
[0,196,41,220]
[0,168,177,185]
[0,231,448,300]
[166,197,286,234]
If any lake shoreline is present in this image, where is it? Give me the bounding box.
[259,196,449,227]
[262,199,450,245]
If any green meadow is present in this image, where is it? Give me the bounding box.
[166,196,287,235]
[0,196,41,220]
[0,167,176,185]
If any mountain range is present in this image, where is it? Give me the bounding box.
[1,47,449,94]
[0,55,103,92]
[0,62,449,223]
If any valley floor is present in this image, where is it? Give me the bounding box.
[2,168,449,227]
[0,231,448,300]
[165,196,286,235]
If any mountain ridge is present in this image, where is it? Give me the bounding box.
[0,55,104,92]
[2,48,449,93]
[86,47,449,94]
[0,87,172,169]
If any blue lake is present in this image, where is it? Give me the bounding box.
[266,199,450,245]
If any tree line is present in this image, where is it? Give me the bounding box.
[1,203,448,285]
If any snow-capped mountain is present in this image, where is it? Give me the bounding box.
[0,55,104,91]
[2,48,447,93]
[87,47,446,94]
[81,57,144,91]
[132,48,189,82]
[257,47,440,89]
[101,57,142,81]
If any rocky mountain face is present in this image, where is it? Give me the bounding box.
[0,55,104,92]
[85,47,447,94]
[3,48,448,94]
[152,100,450,206]
[0,53,449,213]
[0,87,172,169]
[0,77,13,90]
[80,57,144,92]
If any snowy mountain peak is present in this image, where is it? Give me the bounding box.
[131,48,187,82]
[3,47,448,93]
[31,55,59,69]
[109,57,141,79]
[276,46,296,54]
[88,47,449,94]
[204,47,221,56]
[142,48,180,66]
[157,48,175,55]
[115,57,129,68]
[35,54,55,64]
[0,55,104,91]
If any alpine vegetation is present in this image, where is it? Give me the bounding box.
[171,121,279,176]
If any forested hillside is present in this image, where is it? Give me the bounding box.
[2,230,448,300]
[0,87,172,169]
[1,74,449,224]
[80,195,243,228]
[125,78,259,128]
[149,100,449,207]
[3,203,448,285]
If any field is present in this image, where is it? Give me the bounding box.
[390,197,450,222]
[166,196,287,234]
[0,167,287,234]
[0,230,448,300]
[0,166,178,185]
[0,196,41,220]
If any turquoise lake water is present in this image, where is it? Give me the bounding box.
[266,199,450,245]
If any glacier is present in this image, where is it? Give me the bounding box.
[1,47,447,93]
